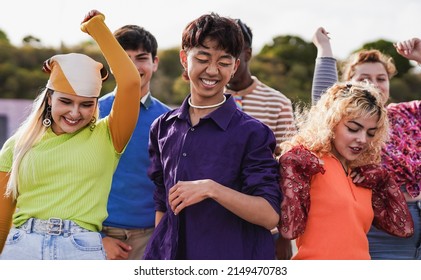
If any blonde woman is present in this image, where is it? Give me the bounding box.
[312,27,420,260]
[0,10,140,259]
[278,82,413,259]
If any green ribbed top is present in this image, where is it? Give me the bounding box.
[0,118,120,231]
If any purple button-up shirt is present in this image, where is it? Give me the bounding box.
[144,94,281,260]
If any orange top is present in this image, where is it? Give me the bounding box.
[293,155,373,260]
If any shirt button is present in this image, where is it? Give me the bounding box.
[182,153,187,157]
[190,128,195,131]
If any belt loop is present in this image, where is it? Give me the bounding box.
[63,220,71,237]
[26,218,34,233]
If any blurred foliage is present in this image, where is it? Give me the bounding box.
[0,29,9,44]
[151,47,186,105]
[0,29,419,107]
[251,35,317,103]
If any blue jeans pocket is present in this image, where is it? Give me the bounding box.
[70,232,103,252]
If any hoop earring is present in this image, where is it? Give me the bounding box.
[43,106,52,127]
[89,117,96,131]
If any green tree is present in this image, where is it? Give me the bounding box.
[157,47,183,79]
[0,31,419,104]
[260,35,316,72]
[153,48,184,106]
[358,39,412,77]
[251,35,317,104]
[0,29,10,44]
[171,77,189,105]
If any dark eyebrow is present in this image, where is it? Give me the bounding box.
[197,50,233,60]
[348,120,378,131]
[197,50,211,57]
[135,52,149,58]
[219,54,234,60]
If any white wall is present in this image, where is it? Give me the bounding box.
[0,99,33,147]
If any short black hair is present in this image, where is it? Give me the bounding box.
[113,25,158,59]
[182,13,244,59]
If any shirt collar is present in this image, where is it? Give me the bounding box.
[141,92,152,109]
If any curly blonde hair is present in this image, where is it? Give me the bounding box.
[280,81,389,167]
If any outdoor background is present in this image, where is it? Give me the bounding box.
[1,0,420,104]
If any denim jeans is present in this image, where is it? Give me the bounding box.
[0,218,106,260]
[368,201,421,260]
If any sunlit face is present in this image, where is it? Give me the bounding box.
[331,115,379,167]
[48,92,97,135]
[126,49,158,97]
[180,37,239,105]
[351,62,390,104]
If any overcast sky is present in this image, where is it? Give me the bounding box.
[1,0,421,60]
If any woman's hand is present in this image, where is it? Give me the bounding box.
[80,10,105,35]
[350,170,365,184]
[394,38,421,64]
[312,27,333,57]
[81,9,102,24]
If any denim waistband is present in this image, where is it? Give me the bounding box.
[18,218,90,237]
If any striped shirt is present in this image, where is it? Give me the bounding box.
[311,57,338,104]
[226,76,296,155]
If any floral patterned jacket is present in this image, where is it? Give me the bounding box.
[278,146,414,240]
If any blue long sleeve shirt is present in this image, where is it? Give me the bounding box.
[99,91,171,229]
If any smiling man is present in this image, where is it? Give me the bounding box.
[143,13,281,260]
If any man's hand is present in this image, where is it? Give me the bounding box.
[102,236,132,260]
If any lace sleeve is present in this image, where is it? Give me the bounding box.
[278,146,325,240]
[353,164,414,238]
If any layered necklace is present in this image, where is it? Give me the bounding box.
[188,95,226,109]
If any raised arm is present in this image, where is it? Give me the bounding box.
[81,11,141,153]
[311,27,338,104]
